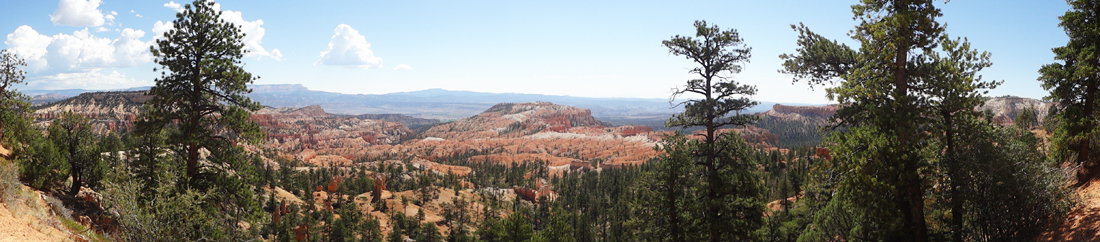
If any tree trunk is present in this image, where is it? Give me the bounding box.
[68,171,82,197]
[1079,80,1097,185]
[665,160,682,242]
[893,9,928,239]
[944,112,964,242]
[67,136,81,197]
[187,143,199,179]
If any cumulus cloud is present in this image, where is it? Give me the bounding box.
[219,8,283,60]
[151,21,173,40]
[5,26,52,71]
[113,28,153,67]
[104,13,115,24]
[163,1,183,12]
[317,24,383,69]
[28,70,151,90]
[50,0,107,27]
[4,25,152,73]
[393,64,412,70]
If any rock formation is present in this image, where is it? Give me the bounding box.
[32,91,149,134]
[979,96,1053,126]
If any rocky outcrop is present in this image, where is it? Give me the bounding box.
[979,96,1052,126]
[286,105,328,118]
[32,91,149,133]
[354,114,440,129]
[252,106,414,163]
[422,102,605,139]
[30,93,70,105]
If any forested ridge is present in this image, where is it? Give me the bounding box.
[0,0,1096,241]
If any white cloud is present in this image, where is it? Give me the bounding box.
[219,9,283,61]
[94,27,111,32]
[135,14,142,18]
[151,21,173,40]
[156,1,282,61]
[50,0,107,27]
[113,28,152,67]
[317,24,383,69]
[5,26,52,71]
[270,49,283,60]
[164,1,183,12]
[4,25,153,73]
[28,70,151,90]
[393,64,412,70]
[110,11,117,15]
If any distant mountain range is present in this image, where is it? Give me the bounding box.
[24,84,821,121]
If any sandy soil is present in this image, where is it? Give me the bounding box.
[1038,179,1100,241]
[0,200,73,241]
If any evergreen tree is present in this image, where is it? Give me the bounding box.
[1039,0,1100,184]
[661,20,764,242]
[0,49,30,147]
[137,0,264,188]
[629,134,700,242]
[502,211,534,242]
[48,112,107,196]
[778,0,1056,241]
[0,50,45,189]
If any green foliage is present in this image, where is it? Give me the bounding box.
[103,174,260,241]
[545,164,641,242]
[138,0,264,188]
[777,1,1016,241]
[502,210,535,242]
[664,20,759,131]
[630,134,702,242]
[97,1,270,240]
[48,112,107,196]
[0,49,51,191]
[799,127,910,240]
[1039,0,1100,183]
[0,49,32,148]
[937,123,1074,240]
[656,20,765,242]
[19,132,66,191]
[754,115,826,148]
[1014,105,1039,130]
[416,222,444,242]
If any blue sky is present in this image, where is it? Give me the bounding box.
[0,0,1071,104]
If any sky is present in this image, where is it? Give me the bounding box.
[0,0,1072,104]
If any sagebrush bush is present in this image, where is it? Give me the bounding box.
[0,159,21,205]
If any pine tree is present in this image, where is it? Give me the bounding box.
[48,112,106,196]
[0,49,30,147]
[1039,0,1100,184]
[137,0,264,188]
[661,20,764,242]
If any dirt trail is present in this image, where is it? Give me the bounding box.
[0,202,72,242]
[1038,179,1100,241]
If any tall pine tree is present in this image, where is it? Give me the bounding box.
[1039,0,1100,185]
[661,20,764,242]
[137,0,264,189]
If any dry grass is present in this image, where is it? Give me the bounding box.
[0,159,76,241]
